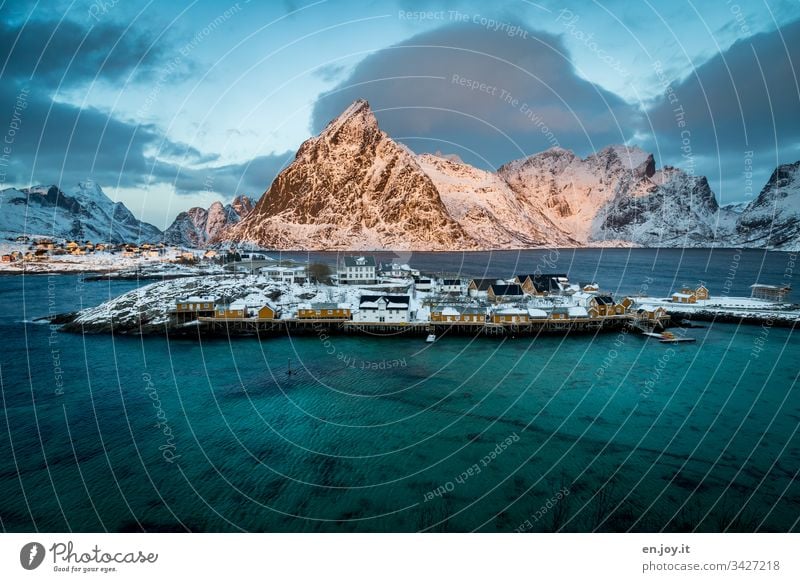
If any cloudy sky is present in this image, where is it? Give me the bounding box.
[0,0,798,228]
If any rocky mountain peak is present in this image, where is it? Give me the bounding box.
[227,100,473,250]
[316,98,381,148]
[231,194,254,216]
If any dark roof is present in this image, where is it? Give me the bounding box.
[593,295,615,305]
[489,284,524,296]
[359,295,411,308]
[344,256,376,267]
[442,279,462,285]
[517,273,568,292]
[469,278,497,291]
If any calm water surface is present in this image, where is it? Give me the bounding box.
[0,249,798,532]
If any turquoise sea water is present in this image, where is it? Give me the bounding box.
[0,249,798,532]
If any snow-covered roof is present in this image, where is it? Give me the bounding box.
[568,306,589,317]
[496,308,527,315]
[527,308,548,318]
[184,295,218,302]
[344,256,376,267]
[672,292,694,298]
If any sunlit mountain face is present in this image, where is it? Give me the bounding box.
[0,1,798,233]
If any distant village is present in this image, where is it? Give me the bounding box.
[1,235,223,264]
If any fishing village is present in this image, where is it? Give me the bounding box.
[161,254,798,341]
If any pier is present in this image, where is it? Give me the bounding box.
[192,313,666,338]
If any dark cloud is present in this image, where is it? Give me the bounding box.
[0,16,168,87]
[0,9,285,201]
[642,19,800,202]
[311,21,640,169]
[0,82,289,198]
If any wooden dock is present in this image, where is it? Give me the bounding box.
[193,314,669,338]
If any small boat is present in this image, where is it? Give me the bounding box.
[642,331,696,343]
[425,333,436,343]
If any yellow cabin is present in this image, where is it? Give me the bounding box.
[588,296,616,316]
[432,307,486,323]
[214,304,246,319]
[694,285,709,300]
[257,305,277,320]
[297,303,351,320]
[491,309,529,324]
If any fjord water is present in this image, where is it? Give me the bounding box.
[0,249,798,532]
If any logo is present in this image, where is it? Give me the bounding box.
[20,542,46,570]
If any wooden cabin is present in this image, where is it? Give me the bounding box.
[750,284,791,302]
[257,304,278,320]
[515,273,568,296]
[588,295,616,315]
[671,291,696,304]
[467,278,498,297]
[214,302,247,319]
[487,283,524,303]
[297,303,351,320]
[549,307,569,320]
[694,285,709,300]
[491,308,529,324]
[431,306,486,323]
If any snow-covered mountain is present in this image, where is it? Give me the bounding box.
[163,195,253,247]
[7,102,796,251]
[497,146,740,246]
[417,153,576,248]
[227,99,475,250]
[735,161,800,251]
[0,181,161,243]
[227,100,791,251]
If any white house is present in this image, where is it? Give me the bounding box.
[353,295,411,323]
[260,265,306,284]
[415,278,433,292]
[379,262,420,279]
[340,256,377,285]
[440,278,464,295]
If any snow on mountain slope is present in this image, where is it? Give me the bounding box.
[227,99,475,250]
[417,153,575,247]
[498,146,659,243]
[497,146,746,246]
[0,181,161,242]
[164,195,253,247]
[594,166,733,246]
[736,161,800,251]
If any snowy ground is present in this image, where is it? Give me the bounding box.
[0,242,214,275]
[62,275,437,334]
[635,296,800,322]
